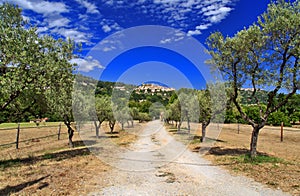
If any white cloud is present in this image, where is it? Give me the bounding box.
[153,0,181,4]
[22,15,30,22]
[196,24,211,30]
[149,0,235,35]
[8,0,75,39]
[102,25,111,33]
[46,16,70,28]
[78,14,89,21]
[104,0,113,6]
[76,0,100,14]
[205,6,232,23]
[36,26,49,34]
[160,38,172,44]
[52,28,91,43]
[204,6,231,16]
[100,19,122,33]
[187,29,202,36]
[8,0,68,16]
[102,46,116,52]
[70,56,104,72]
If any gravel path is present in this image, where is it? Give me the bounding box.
[88,120,289,196]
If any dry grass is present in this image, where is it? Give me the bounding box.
[166,122,300,195]
[0,121,145,195]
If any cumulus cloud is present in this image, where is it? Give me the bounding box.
[76,0,100,14]
[45,16,70,28]
[102,46,116,52]
[36,26,49,34]
[22,15,30,22]
[7,0,68,16]
[70,56,104,72]
[160,38,172,44]
[52,28,91,43]
[148,0,235,36]
[102,25,112,33]
[196,24,211,30]
[100,19,122,33]
[187,29,202,36]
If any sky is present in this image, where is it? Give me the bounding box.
[1,0,273,89]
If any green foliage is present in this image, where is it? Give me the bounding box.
[206,0,300,128]
[267,111,291,126]
[94,95,111,123]
[137,112,151,122]
[0,3,78,124]
[290,111,300,124]
[242,105,265,124]
[206,0,300,157]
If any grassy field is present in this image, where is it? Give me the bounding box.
[166,122,300,195]
[0,121,144,195]
[0,122,62,129]
[0,121,299,195]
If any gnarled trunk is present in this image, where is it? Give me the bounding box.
[186,111,190,132]
[67,127,74,148]
[201,123,207,142]
[250,125,261,158]
[177,120,182,132]
[109,120,115,133]
[64,115,74,148]
[131,120,134,127]
[93,121,101,139]
[200,119,210,142]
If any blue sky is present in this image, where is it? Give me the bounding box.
[2,0,273,89]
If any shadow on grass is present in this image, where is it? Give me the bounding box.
[73,140,97,147]
[191,136,225,143]
[206,147,269,156]
[168,128,178,133]
[105,131,119,134]
[207,147,249,155]
[0,146,100,169]
[0,175,50,195]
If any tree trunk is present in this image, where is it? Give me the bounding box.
[186,111,190,131]
[109,120,115,133]
[93,121,100,139]
[250,125,260,158]
[68,127,74,148]
[201,123,207,142]
[121,122,124,130]
[177,120,182,132]
[131,120,134,127]
[64,115,74,148]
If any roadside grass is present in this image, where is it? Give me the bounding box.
[0,122,62,129]
[0,120,146,195]
[165,122,300,195]
[234,154,285,165]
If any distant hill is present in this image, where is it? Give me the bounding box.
[74,74,277,106]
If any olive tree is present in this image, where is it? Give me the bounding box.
[0,3,78,147]
[94,96,110,138]
[206,0,299,157]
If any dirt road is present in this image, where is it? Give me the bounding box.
[87,120,288,195]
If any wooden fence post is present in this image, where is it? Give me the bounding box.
[58,123,61,140]
[237,123,240,134]
[16,123,20,149]
[281,122,283,142]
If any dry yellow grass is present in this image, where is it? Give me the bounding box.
[0,121,145,195]
[166,122,300,195]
